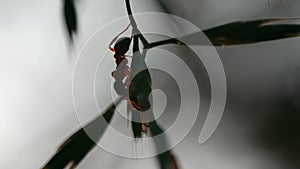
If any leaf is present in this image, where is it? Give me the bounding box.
[42,98,122,169]
[147,18,300,48]
[131,110,143,138]
[63,0,77,43]
[203,18,300,46]
[129,32,179,169]
[149,120,179,169]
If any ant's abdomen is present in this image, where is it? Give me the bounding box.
[129,69,152,111]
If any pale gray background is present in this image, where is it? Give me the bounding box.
[0,0,299,168]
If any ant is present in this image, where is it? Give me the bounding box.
[108,24,149,135]
[108,24,144,111]
[108,24,132,95]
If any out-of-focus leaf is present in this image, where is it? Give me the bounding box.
[149,120,179,169]
[131,109,143,138]
[157,151,179,169]
[42,128,95,169]
[147,18,300,48]
[203,18,300,46]
[128,30,179,168]
[63,0,77,43]
[42,98,122,169]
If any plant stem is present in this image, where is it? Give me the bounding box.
[125,0,149,47]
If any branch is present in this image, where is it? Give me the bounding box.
[125,0,149,47]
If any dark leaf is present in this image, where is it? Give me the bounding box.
[42,98,122,169]
[131,110,143,138]
[156,151,179,169]
[203,18,300,46]
[129,31,179,168]
[147,18,300,48]
[63,0,77,43]
[149,120,179,169]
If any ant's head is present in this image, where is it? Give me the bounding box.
[114,37,132,56]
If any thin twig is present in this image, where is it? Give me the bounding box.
[125,0,149,47]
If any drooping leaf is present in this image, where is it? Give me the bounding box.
[128,27,179,168]
[42,98,122,169]
[147,18,300,48]
[203,18,300,46]
[149,120,179,169]
[131,110,143,138]
[63,0,77,43]
[42,128,95,169]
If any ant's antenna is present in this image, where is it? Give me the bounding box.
[109,24,131,51]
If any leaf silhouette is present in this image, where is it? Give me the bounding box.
[130,34,179,169]
[42,98,122,169]
[147,18,300,48]
[149,120,179,169]
[131,109,143,138]
[63,0,77,43]
[203,18,300,46]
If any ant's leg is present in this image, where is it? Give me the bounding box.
[126,98,143,111]
[114,80,126,96]
[111,70,116,78]
[124,54,133,58]
[124,66,132,85]
[140,111,147,133]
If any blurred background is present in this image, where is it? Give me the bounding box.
[0,0,299,168]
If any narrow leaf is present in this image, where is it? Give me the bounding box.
[131,110,143,138]
[147,18,300,48]
[149,120,179,169]
[63,0,77,43]
[42,98,122,169]
[203,18,300,46]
